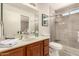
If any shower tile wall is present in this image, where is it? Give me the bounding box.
[54,13,79,49]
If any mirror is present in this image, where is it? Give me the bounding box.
[21,15,29,34]
[1,3,39,39]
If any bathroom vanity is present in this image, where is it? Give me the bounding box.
[0,4,49,56]
[0,37,49,56]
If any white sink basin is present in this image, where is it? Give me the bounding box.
[0,39,19,48]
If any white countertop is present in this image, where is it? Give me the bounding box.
[0,36,49,53]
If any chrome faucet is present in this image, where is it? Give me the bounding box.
[17,31,23,40]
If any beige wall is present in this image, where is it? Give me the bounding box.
[0,3,51,38]
[3,4,36,38]
[38,4,50,36]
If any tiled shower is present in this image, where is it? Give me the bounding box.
[50,4,79,55]
[55,13,79,49]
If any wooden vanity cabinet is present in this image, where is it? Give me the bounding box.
[0,47,25,56]
[0,39,49,56]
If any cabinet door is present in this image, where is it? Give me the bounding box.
[44,46,49,56]
[43,39,49,56]
[0,47,25,56]
[26,41,43,56]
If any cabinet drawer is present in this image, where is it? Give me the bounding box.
[0,47,25,56]
[30,41,43,46]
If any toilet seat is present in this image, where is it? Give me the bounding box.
[49,42,63,50]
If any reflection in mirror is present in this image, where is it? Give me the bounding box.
[2,3,39,39]
[21,15,29,34]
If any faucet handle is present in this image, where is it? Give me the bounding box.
[17,31,22,34]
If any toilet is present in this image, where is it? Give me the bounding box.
[49,42,63,56]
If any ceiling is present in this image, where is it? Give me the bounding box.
[38,3,73,10]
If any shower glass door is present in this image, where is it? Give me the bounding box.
[55,8,79,49]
